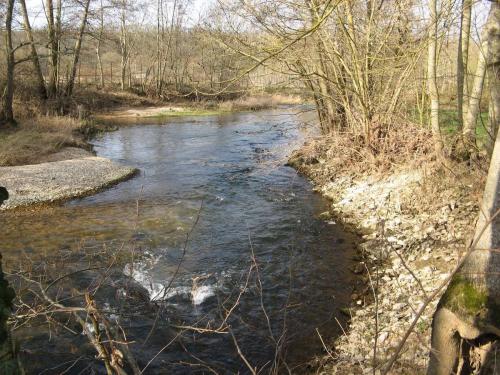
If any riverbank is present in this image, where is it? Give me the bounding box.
[94,93,303,122]
[0,147,137,210]
[2,92,302,167]
[0,92,301,210]
[288,136,483,374]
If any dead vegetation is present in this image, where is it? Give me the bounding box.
[0,116,88,167]
[288,125,491,374]
[217,94,303,112]
[0,91,304,167]
[288,122,436,183]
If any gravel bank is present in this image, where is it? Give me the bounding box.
[288,140,479,374]
[0,151,137,210]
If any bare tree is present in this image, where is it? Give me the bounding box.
[96,0,106,88]
[45,0,59,97]
[427,0,444,159]
[0,0,17,127]
[65,0,92,96]
[19,0,48,99]
[427,3,500,374]
[462,32,490,157]
[457,0,472,129]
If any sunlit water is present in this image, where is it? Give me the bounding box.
[2,109,356,373]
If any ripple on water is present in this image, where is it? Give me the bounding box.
[8,109,357,373]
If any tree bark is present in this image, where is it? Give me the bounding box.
[96,0,105,88]
[486,4,499,158]
[462,7,496,157]
[457,0,472,129]
[427,4,500,374]
[65,0,91,97]
[19,0,47,100]
[428,0,444,159]
[45,0,58,97]
[55,0,62,93]
[120,2,128,91]
[0,0,17,127]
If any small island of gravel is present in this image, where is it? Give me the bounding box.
[0,148,137,210]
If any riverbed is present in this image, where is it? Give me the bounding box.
[2,109,357,373]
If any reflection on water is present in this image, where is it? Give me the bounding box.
[1,109,356,373]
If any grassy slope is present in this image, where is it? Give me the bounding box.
[0,117,88,167]
[409,107,490,147]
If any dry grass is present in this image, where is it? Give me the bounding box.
[71,88,158,113]
[0,116,87,166]
[289,122,435,183]
[0,91,303,167]
[217,94,303,112]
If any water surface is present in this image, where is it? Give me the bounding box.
[2,109,356,373]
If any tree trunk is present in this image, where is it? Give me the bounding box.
[45,0,58,97]
[19,0,47,100]
[65,0,91,97]
[462,7,496,157]
[486,6,499,158]
[120,3,128,91]
[0,0,17,127]
[428,0,444,159]
[427,4,500,374]
[55,0,62,93]
[156,0,163,95]
[96,0,105,88]
[457,0,472,129]
[96,44,104,88]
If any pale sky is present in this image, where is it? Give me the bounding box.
[24,0,214,27]
[22,0,490,32]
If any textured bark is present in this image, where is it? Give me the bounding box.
[45,0,58,97]
[462,38,489,155]
[427,0,444,159]
[96,0,105,88]
[457,0,472,129]
[486,4,500,157]
[428,6,500,374]
[19,0,47,99]
[0,0,16,127]
[120,2,129,91]
[65,0,91,97]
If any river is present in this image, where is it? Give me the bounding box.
[2,109,357,374]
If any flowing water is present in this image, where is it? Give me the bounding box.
[2,109,357,374]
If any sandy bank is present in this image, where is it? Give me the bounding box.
[0,148,137,210]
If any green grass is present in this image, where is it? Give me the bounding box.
[408,107,490,147]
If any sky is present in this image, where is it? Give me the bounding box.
[24,0,214,27]
[22,0,490,32]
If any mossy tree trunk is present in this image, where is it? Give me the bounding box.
[428,5,500,374]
